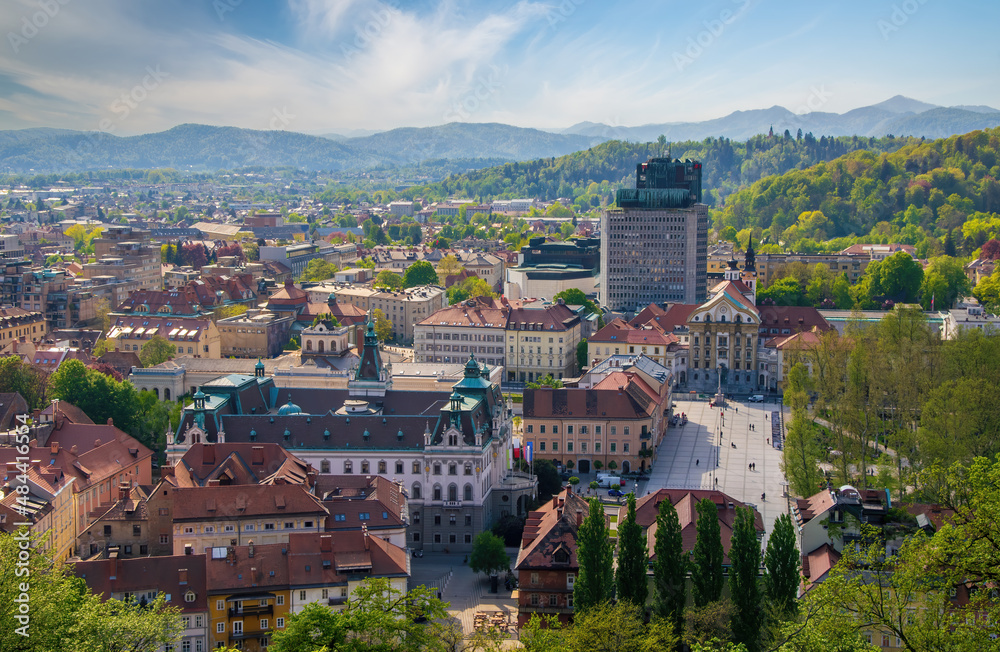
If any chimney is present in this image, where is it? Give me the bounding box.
[251,446,264,466]
[208,479,220,487]
[106,417,113,426]
[203,444,215,466]
[552,496,559,509]
[320,535,332,552]
[118,483,130,501]
[248,540,255,558]
[362,523,369,550]
[178,568,188,585]
[575,510,583,527]
[50,442,59,455]
[70,445,78,455]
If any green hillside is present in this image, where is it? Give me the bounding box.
[406,133,921,210]
[718,128,1000,257]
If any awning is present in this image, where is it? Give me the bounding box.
[225,592,276,603]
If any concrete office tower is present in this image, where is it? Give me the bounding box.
[600,158,708,311]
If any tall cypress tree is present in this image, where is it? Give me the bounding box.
[730,507,762,652]
[764,512,801,619]
[653,496,687,638]
[691,497,724,607]
[574,497,614,613]
[615,493,648,607]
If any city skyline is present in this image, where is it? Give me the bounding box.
[1,0,998,135]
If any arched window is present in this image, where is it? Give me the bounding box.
[318,340,325,352]
[464,484,473,501]
[433,484,442,501]
[152,388,159,399]
[720,314,726,323]
[448,484,458,501]
[306,339,313,351]
[164,388,171,401]
[331,341,338,352]
[411,483,422,500]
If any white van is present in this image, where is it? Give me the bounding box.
[749,395,764,403]
[596,475,622,488]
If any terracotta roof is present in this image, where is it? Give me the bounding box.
[523,385,656,420]
[205,542,290,594]
[170,483,328,522]
[315,475,406,532]
[794,489,837,526]
[506,303,580,332]
[75,554,208,612]
[515,487,589,571]
[0,392,29,430]
[589,319,677,346]
[769,327,824,350]
[633,303,698,333]
[285,531,407,584]
[173,443,312,488]
[802,543,840,590]
[418,299,507,328]
[756,306,832,335]
[634,489,764,565]
[267,279,309,305]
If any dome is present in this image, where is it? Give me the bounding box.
[255,358,265,371]
[277,394,302,416]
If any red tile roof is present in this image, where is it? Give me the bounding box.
[515,487,590,571]
[170,483,328,522]
[75,554,208,612]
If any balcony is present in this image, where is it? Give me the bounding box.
[228,604,272,617]
[328,596,348,606]
[442,500,462,508]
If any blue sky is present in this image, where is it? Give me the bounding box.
[1,0,998,135]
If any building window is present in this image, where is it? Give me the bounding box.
[276,595,284,606]
[610,426,617,436]
[610,442,616,453]
[344,461,353,474]
[276,618,284,628]
[361,461,370,474]
[567,573,575,589]
[624,443,630,453]
[217,623,225,634]
[526,425,533,434]
[411,483,422,499]
[396,461,404,474]
[464,484,473,501]
[530,593,540,606]
[378,461,387,474]
[530,572,539,585]
[433,463,442,475]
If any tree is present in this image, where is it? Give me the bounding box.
[436,254,463,283]
[782,362,823,496]
[1,530,182,652]
[269,601,345,652]
[764,513,800,620]
[446,276,495,304]
[616,493,649,608]
[402,260,438,287]
[653,497,687,637]
[757,278,805,306]
[577,339,589,371]
[47,359,153,444]
[568,601,678,652]
[533,459,562,501]
[299,258,339,282]
[374,269,404,291]
[919,256,970,310]
[0,355,47,410]
[856,251,924,307]
[574,497,615,612]
[212,304,249,321]
[139,335,176,367]
[372,308,393,342]
[469,531,509,578]
[691,497,724,607]
[521,614,570,652]
[95,296,111,333]
[728,507,762,652]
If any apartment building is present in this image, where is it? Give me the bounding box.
[505,301,582,383]
[107,315,221,358]
[216,310,294,358]
[366,285,447,344]
[414,297,507,367]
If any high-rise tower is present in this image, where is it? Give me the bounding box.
[600,157,708,311]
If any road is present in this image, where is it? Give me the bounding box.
[636,397,790,538]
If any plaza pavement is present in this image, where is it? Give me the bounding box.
[635,397,791,540]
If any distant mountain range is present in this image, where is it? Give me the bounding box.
[1,96,997,174]
[556,96,1000,142]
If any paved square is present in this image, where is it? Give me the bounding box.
[637,398,790,538]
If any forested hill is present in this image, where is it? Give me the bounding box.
[406,133,922,207]
[716,128,1000,256]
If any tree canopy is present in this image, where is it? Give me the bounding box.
[402,260,439,287]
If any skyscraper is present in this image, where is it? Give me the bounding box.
[600,157,708,311]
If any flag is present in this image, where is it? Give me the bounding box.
[931,293,935,311]
[525,441,534,464]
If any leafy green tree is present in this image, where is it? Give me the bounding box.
[719,226,738,243]
[139,334,176,367]
[0,355,47,410]
[691,498,724,607]
[371,308,393,342]
[782,362,823,496]
[269,601,345,652]
[1,530,182,652]
[728,507,762,652]
[469,531,509,577]
[577,339,589,371]
[373,269,404,291]
[764,513,800,620]
[574,497,615,613]
[568,601,678,652]
[856,251,924,307]
[918,378,1000,465]
[920,256,970,310]
[436,254,463,283]
[299,258,339,282]
[616,493,649,608]
[653,497,687,638]
[973,265,1000,312]
[757,278,805,306]
[533,459,562,501]
[446,276,496,304]
[521,614,570,652]
[402,260,438,287]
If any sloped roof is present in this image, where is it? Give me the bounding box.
[794,489,837,526]
[515,487,590,571]
[523,385,655,420]
[171,483,328,522]
[173,443,311,488]
[75,554,208,612]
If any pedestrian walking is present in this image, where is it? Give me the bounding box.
[696,459,699,466]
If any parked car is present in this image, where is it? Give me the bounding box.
[749,394,764,402]
[608,489,624,497]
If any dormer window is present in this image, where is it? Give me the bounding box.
[554,549,570,564]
